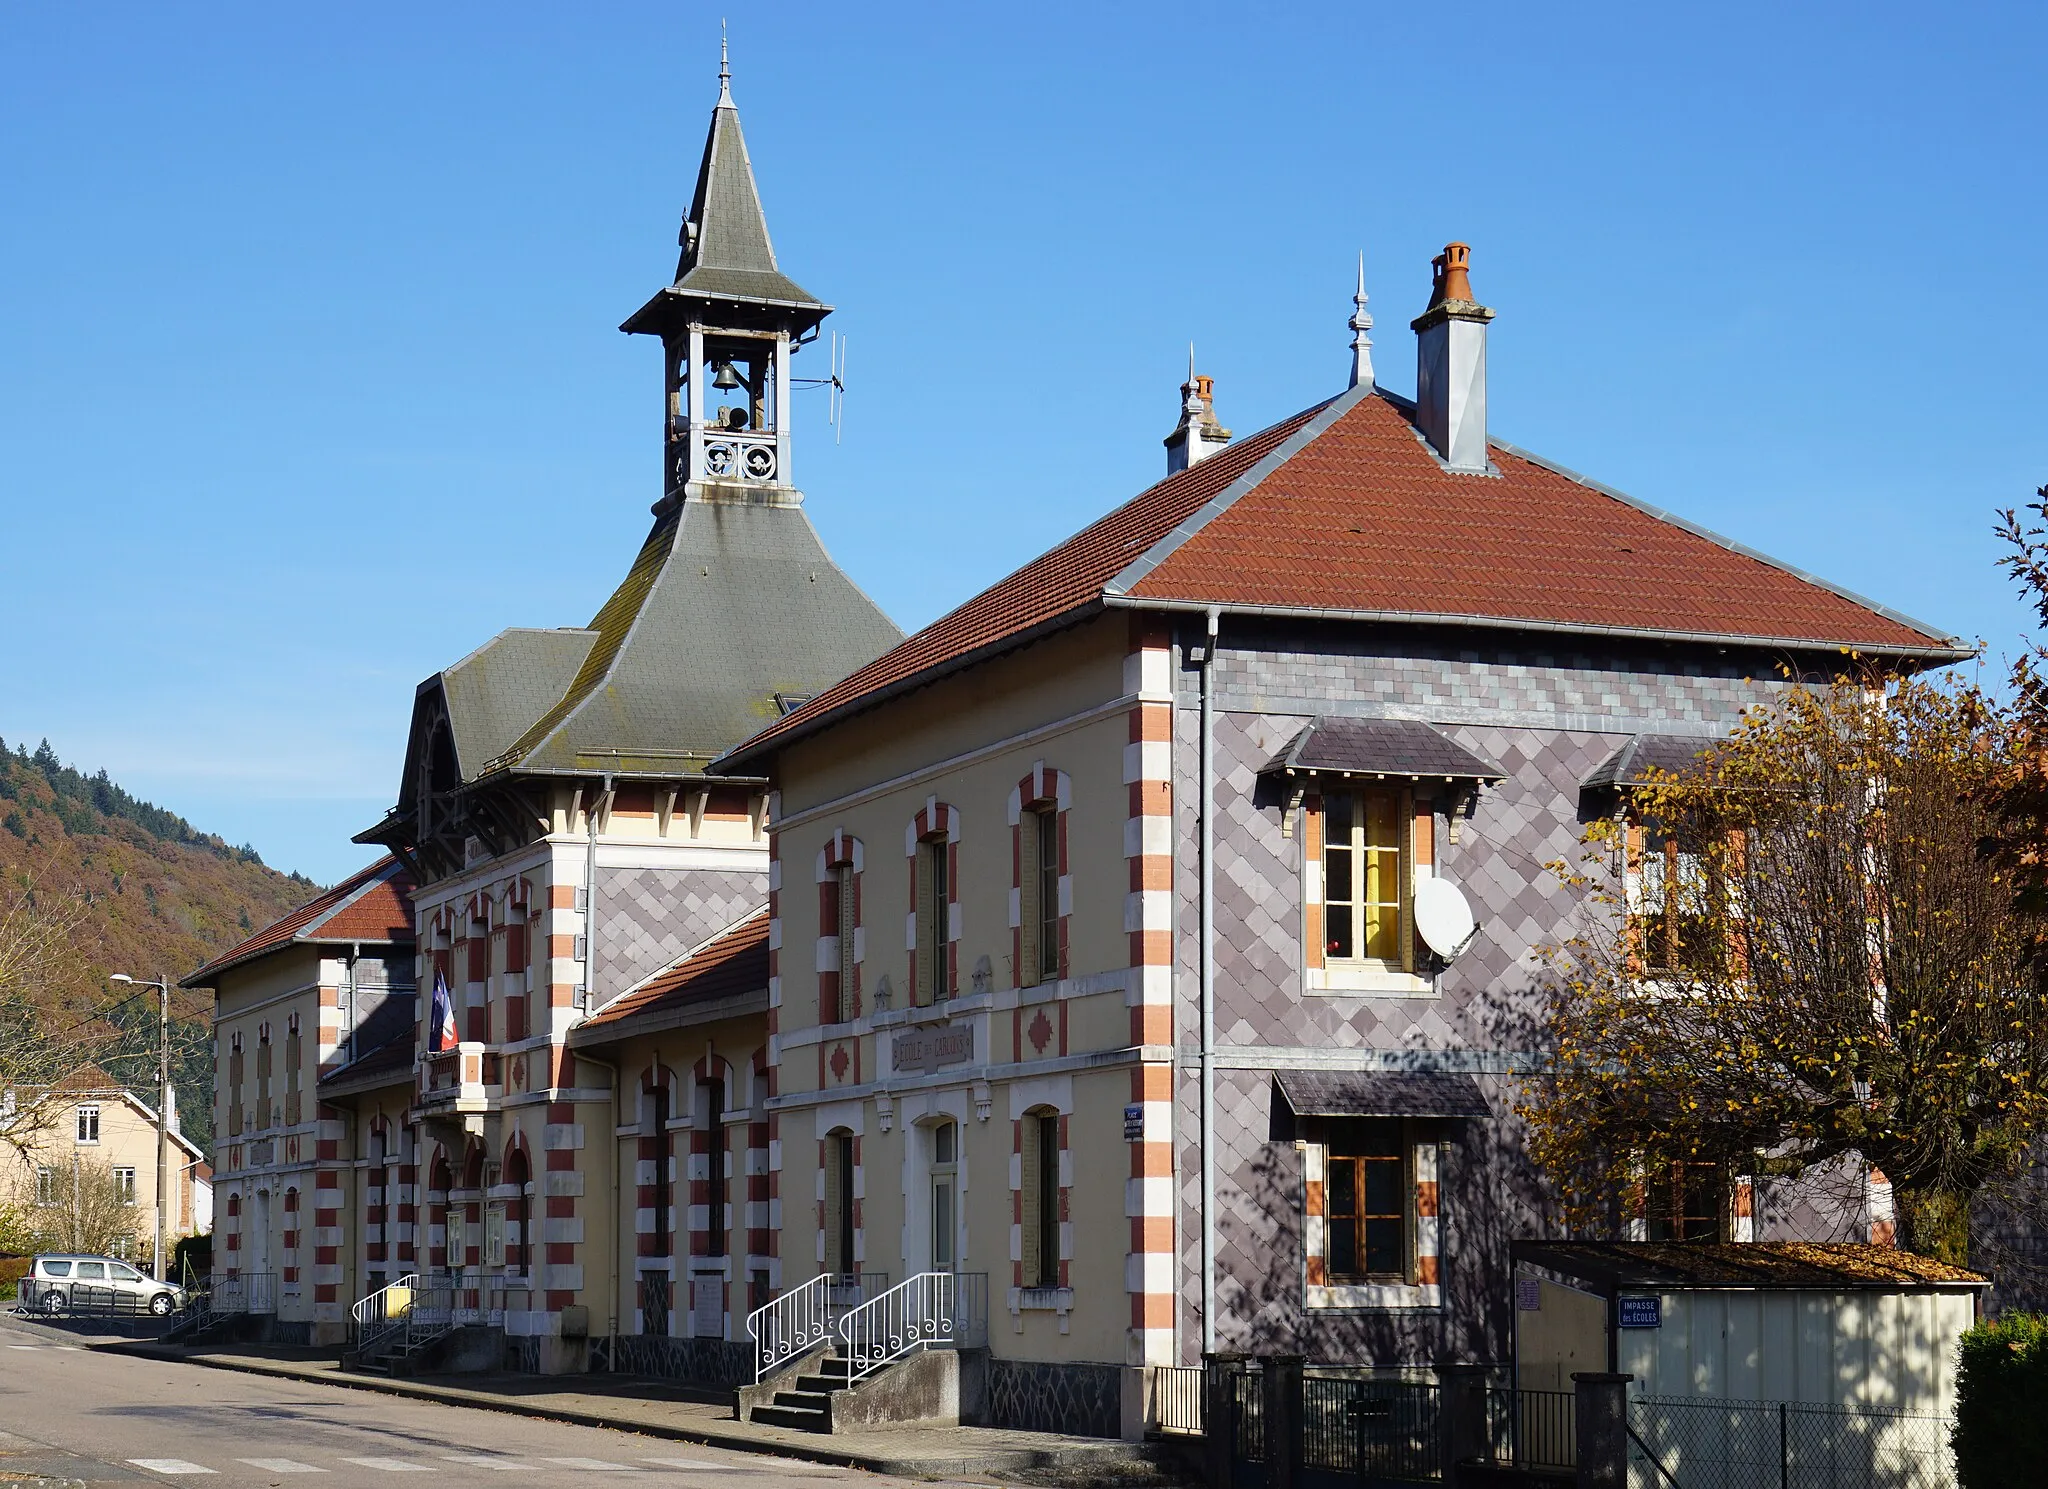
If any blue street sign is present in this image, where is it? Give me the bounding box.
[1617,1295,1662,1329]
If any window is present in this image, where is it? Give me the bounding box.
[1630,823,1722,977]
[1325,1123,1409,1281]
[35,1166,57,1206]
[75,1260,106,1280]
[915,837,951,1004]
[702,1079,727,1257]
[1645,1161,1724,1241]
[76,1104,100,1144]
[1020,1110,1060,1290]
[650,1085,672,1257]
[824,1130,855,1279]
[930,1120,957,1271]
[1322,789,1407,966]
[1019,808,1060,988]
[114,1167,137,1205]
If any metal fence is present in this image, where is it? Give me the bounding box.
[1151,1364,1206,1436]
[1488,1387,1577,1472]
[1628,1394,1956,1489]
[1303,1375,1442,1482]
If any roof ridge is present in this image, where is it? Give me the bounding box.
[1106,385,1361,598]
[295,858,405,942]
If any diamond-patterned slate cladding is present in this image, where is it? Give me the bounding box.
[593,867,764,1000]
[1168,625,1798,1366]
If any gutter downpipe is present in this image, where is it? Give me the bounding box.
[583,774,613,1012]
[1199,606,1219,1355]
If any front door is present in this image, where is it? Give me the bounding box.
[930,1120,957,1272]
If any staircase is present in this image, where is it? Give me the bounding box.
[740,1272,987,1433]
[749,1354,857,1431]
[347,1274,462,1375]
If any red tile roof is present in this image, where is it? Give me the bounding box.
[573,907,768,1039]
[182,857,414,988]
[720,386,1962,770]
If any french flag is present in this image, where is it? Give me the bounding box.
[430,970,458,1052]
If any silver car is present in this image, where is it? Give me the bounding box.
[20,1254,186,1317]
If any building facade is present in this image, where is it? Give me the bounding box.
[184,857,416,1337]
[319,60,899,1370]
[715,244,1966,1427]
[1,1064,208,1271]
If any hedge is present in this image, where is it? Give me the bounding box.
[0,1256,29,1296]
[1954,1313,2048,1487]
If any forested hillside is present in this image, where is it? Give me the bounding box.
[0,737,326,1157]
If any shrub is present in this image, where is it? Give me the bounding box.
[0,1256,30,1299]
[1955,1313,2048,1487]
[171,1233,212,1285]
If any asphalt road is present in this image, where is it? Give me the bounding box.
[0,1318,910,1489]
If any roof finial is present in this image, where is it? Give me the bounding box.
[1348,251,1375,392]
[718,19,732,103]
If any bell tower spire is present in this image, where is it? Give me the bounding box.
[620,41,832,511]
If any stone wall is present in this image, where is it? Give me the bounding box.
[604,1333,753,1389]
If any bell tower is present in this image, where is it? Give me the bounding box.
[621,43,831,509]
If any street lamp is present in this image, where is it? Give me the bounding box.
[110,972,173,1283]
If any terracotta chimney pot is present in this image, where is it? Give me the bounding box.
[1439,243,1475,305]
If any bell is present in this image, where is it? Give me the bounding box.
[711,359,743,391]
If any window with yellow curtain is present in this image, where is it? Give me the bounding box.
[1322,788,1407,966]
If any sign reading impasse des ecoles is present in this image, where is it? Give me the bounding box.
[1617,1295,1662,1329]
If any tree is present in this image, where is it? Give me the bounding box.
[3,1152,144,1259]
[0,878,108,1159]
[1523,677,2046,1265]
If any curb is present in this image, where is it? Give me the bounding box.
[95,1341,1136,1478]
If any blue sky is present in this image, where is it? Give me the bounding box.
[3,1,2043,885]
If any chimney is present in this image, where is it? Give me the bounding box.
[1163,349,1234,475]
[1410,242,1495,473]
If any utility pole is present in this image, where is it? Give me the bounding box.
[112,972,175,1281]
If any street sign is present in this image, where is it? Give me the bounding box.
[1123,1104,1144,1141]
[1618,1295,1662,1329]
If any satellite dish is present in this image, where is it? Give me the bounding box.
[1414,877,1478,959]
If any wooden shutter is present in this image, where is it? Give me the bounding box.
[823,1136,846,1275]
[1019,814,1042,989]
[915,843,938,1004]
[1019,1117,1041,1286]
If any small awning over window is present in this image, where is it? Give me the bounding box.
[1581,732,1725,790]
[1265,716,1504,784]
[1273,1069,1492,1120]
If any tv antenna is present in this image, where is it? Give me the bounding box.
[792,331,846,443]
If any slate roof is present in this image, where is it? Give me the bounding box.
[476,499,901,779]
[1273,1069,1492,1119]
[182,858,414,988]
[1582,732,1728,790]
[440,628,600,780]
[1267,716,1505,782]
[1515,1240,1987,1290]
[620,79,827,333]
[571,907,769,1045]
[720,383,1965,772]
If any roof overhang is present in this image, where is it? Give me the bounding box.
[1512,1239,1989,1292]
[1266,716,1505,786]
[1273,1069,1492,1120]
[1582,732,1727,791]
[569,985,767,1049]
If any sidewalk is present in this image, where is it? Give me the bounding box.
[98,1337,1159,1480]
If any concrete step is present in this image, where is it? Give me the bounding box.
[749,1403,830,1432]
[774,1389,831,1412]
[793,1374,843,1395]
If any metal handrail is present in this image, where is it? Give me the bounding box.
[745,1272,837,1383]
[350,1272,420,1329]
[836,1271,956,1385]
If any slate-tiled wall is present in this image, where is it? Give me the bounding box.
[593,866,764,997]
[1169,622,1803,1366]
